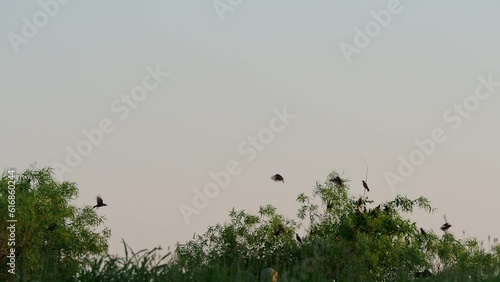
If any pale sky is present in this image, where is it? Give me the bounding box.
[1,1,500,255]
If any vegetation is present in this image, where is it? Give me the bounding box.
[1,167,500,281]
[0,167,110,282]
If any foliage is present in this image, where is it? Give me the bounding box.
[161,171,500,281]
[0,166,110,282]
[2,168,500,281]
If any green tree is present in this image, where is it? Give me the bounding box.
[167,170,500,281]
[0,166,110,281]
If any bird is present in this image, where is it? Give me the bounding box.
[330,176,345,186]
[93,195,107,209]
[441,222,451,232]
[357,197,364,213]
[274,224,285,236]
[47,223,57,231]
[370,205,381,217]
[383,205,391,213]
[441,215,451,232]
[271,174,284,183]
[362,180,370,192]
[296,233,303,244]
[420,228,427,236]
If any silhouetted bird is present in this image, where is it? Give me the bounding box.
[271,174,284,183]
[274,224,285,236]
[93,195,107,209]
[370,205,381,217]
[441,222,451,232]
[296,233,303,244]
[441,215,451,232]
[420,228,427,236]
[362,180,370,192]
[47,223,57,231]
[383,205,391,213]
[330,176,345,186]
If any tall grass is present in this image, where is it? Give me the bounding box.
[70,240,500,282]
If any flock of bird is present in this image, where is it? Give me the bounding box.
[270,167,453,246]
[88,169,452,246]
[82,169,453,279]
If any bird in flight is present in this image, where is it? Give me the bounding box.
[271,174,284,183]
[441,215,451,232]
[274,224,285,236]
[330,176,346,186]
[362,180,370,192]
[296,233,303,244]
[93,195,107,209]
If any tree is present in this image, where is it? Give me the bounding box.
[0,166,110,281]
[167,170,500,281]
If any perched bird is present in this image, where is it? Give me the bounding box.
[93,195,107,209]
[274,224,285,236]
[420,228,427,236]
[441,215,451,232]
[370,205,381,217]
[357,197,364,213]
[47,223,57,231]
[330,176,345,186]
[362,180,370,192]
[296,233,303,244]
[357,197,363,207]
[383,205,391,213]
[271,174,284,183]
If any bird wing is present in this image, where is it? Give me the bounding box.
[97,196,103,205]
[271,174,283,181]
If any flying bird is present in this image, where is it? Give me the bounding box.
[93,195,107,209]
[362,180,370,192]
[441,215,451,232]
[441,223,451,232]
[330,176,346,186]
[271,174,284,183]
[274,224,285,236]
[296,233,303,244]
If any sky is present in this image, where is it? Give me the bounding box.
[1,0,500,255]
